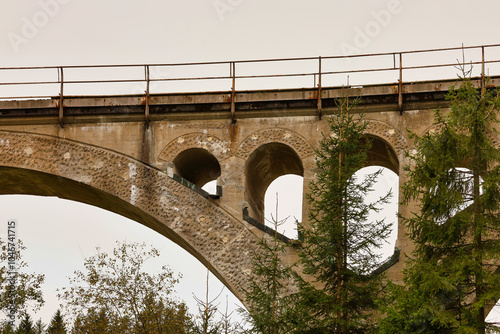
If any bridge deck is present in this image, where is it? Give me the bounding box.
[0,77,497,125]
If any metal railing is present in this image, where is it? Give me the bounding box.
[1,44,500,124]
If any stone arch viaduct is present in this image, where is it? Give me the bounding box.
[0,75,499,305]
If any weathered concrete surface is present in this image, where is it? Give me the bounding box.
[0,130,263,300]
[0,79,489,302]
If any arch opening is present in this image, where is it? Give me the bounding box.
[365,135,399,175]
[201,180,218,195]
[352,166,399,262]
[0,166,235,299]
[0,194,246,325]
[264,174,303,240]
[245,142,304,223]
[173,148,221,193]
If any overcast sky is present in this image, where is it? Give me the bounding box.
[2,0,500,67]
[1,0,500,326]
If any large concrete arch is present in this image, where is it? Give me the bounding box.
[0,130,261,302]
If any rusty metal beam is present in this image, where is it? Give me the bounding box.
[1,43,500,71]
[318,56,322,120]
[145,65,150,126]
[481,46,486,96]
[58,67,64,128]
[398,53,403,114]
[230,62,236,123]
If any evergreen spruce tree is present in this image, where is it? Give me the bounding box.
[0,322,15,334]
[16,314,34,334]
[46,309,65,334]
[379,76,500,333]
[71,307,136,333]
[33,319,45,334]
[137,297,192,334]
[241,202,297,334]
[296,95,391,333]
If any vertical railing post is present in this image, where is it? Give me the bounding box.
[481,46,486,96]
[145,65,150,126]
[318,56,322,120]
[59,67,64,128]
[230,62,236,123]
[398,53,403,114]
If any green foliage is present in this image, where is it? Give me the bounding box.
[379,77,500,333]
[16,314,34,334]
[137,296,192,334]
[71,306,137,333]
[58,241,192,333]
[46,309,65,334]
[71,307,115,333]
[296,96,391,333]
[33,319,45,334]
[241,214,297,334]
[0,239,45,321]
[0,322,15,334]
[378,278,457,334]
